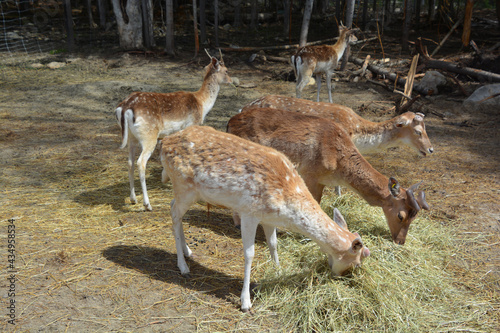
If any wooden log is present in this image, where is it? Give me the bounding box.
[417,38,500,83]
[219,37,377,52]
[350,56,431,95]
[423,59,500,83]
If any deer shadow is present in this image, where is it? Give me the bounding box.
[73,167,167,212]
[102,245,246,309]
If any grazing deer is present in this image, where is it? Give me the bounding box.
[160,126,370,312]
[115,52,232,211]
[241,95,434,156]
[292,24,358,103]
[227,108,430,245]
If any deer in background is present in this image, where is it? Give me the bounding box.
[160,126,370,312]
[292,24,358,103]
[227,108,429,245]
[241,95,434,156]
[115,52,232,211]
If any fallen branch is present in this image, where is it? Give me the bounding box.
[350,56,431,95]
[431,18,462,57]
[416,38,500,83]
[220,37,377,52]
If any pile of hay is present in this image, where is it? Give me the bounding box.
[250,190,498,332]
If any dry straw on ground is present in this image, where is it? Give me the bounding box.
[1,52,498,332]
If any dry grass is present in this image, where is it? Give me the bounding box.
[1,52,498,332]
[252,190,498,332]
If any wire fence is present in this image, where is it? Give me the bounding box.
[0,0,121,62]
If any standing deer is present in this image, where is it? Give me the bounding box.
[241,95,434,156]
[160,126,370,312]
[115,52,232,211]
[292,24,358,103]
[227,107,430,245]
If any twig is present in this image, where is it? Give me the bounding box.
[431,18,462,57]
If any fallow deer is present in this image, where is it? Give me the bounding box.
[160,126,370,312]
[292,24,358,103]
[241,95,434,156]
[115,52,232,211]
[227,107,430,245]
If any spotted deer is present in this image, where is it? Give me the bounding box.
[241,95,434,156]
[292,24,358,103]
[227,107,430,245]
[115,53,231,211]
[160,126,370,312]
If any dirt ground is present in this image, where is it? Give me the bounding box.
[0,49,499,332]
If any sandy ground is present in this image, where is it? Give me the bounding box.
[0,51,498,331]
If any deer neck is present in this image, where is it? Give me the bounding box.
[333,31,349,62]
[194,75,221,122]
[283,200,349,253]
[337,155,389,208]
[351,118,400,154]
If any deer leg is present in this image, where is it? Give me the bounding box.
[262,224,279,266]
[127,140,137,205]
[137,139,157,211]
[335,186,342,196]
[315,73,322,102]
[240,213,259,312]
[302,176,325,203]
[326,72,333,103]
[295,72,305,99]
[296,67,313,99]
[170,193,197,276]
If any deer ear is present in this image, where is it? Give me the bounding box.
[333,208,348,230]
[388,177,401,197]
[395,116,411,127]
[211,57,220,70]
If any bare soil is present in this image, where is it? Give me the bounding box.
[0,49,499,332]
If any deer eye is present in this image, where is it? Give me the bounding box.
[415,130,422,136]
[398,212,403,221]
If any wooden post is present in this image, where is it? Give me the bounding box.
[462,0,474,47]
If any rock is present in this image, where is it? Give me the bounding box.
[231,77,240,86]
[6,31,21,39]
[463,84,500,112]
[47,62,66,69]
[238,82,257,89]
[30,63,44,69]
[415,71,447,95]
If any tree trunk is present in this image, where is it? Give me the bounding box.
[362,0,369,29]
[283,0,291,36]
[340,0,355,71]
[142,0,155,48]
[63,0,74,52]
[86,0,96,28]
[193,0,199,57]
[336,0,342,23]
[214,0,219,47]
[462,0,473,47]
[200,0,207,44]
[299,0,314,47]
[234,0,242,28]
[428,0,436,23]
[111,0,144,49]
[97,0,106,28]
[497,0,500,30]
[415,0,421,30]
[251,0,258,29]
[402,0,413,52]
[165,0,175,55]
